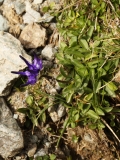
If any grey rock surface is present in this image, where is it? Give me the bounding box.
[0,14,9,31]
[23,1,41,24]
[33,0,43,4]
[0,98,24,158]
[14,1,26,15]
[0,0,3,5]
[0,32,31,96]
[41,44,56,60]
[19,23,46,48]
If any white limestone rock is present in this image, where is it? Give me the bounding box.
[0,98,24,158]
[14,1,26,15]
[0,14,9,31]
[19,23,46,48]
[41,44,56,60]
[23,1,41,24]
[0,32,31,96]
[33,0,43,4]
[57,104,66,118]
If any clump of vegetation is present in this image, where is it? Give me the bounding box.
[18,0,120,147]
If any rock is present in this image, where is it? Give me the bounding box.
[34,148,48,158]
[0,32,31,96]
[0,98,24,158]
[41,44,56,60]
[33,0,43,4]
[27,143,37,157]
[23,1,41,24]
[0,0,3,5]
[57,104,66,118]
[19,23,46,48]
[40,13,54,23]
[114,70,120,83]
[14,1,26,15]
[30,135,38,143]
[49,23,57,31]
[43,60,53,68]
[7,90,28,124]
[0,14,9,31]
[50,111,59,122]
[2,6,23,25]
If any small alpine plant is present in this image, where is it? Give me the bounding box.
[11,54,42,86]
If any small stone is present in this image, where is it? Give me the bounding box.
[43,60,53,68]
[27,143,37,157]
[15,156,21,160]
[57,104,66,118]
[14,1,26,15]
[34,148,48,158]
[45,142,51,148]
[83,133,94,143]
[0,14,9,31]
[19,23,46,48]
[41,44,56,60]
[30,135,38,143]
[40,13,54,23]
[50,111,59,122]
[49,23,57,30]
[13,114,18,119]
[23,1,41,24]
[33,0,43,4]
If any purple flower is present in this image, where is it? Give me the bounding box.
[11,54,42,86]
[19,54,42,71]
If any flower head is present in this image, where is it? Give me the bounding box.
[11,54,42,86]
[19,54,42,71]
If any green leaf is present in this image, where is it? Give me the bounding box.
[72,135,79,143]
[86,110,99,119]
[106,82,118,91]
[91,40,101,48]
[84,93,93,101]
[79,39,89,50]
[26,95,33,106]
[17,108,29,114]
[87,26,94,41]
[103,107,113,113]
[105,86,116,97]
[96,108,105,116]
[49,154,56,160]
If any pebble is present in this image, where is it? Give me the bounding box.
[34,148,48,158]
[27,143,37,157]
[0,14,9,31]
[23,1,41,24]
[41,13,54,23]
[57,104,66,118]
[33,0,43,4]
[30,135,38,143]
[19,23,46,48]
[14,1,26,15]
[41,44,57,60]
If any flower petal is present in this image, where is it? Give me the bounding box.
[11,71,31,76]
[32,54,42,70]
